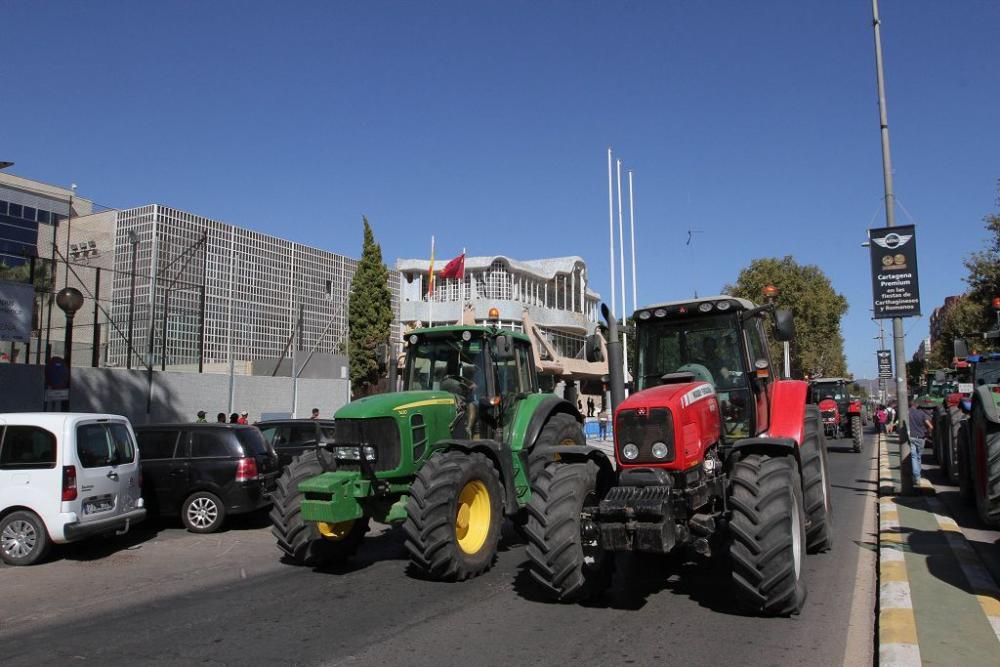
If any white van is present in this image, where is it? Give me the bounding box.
[0,413,146,565]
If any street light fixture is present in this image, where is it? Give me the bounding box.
[56,287,84,411]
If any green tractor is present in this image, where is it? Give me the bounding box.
[269,324,602,580]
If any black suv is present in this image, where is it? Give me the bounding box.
[254,419,336,468]
[133,424,280,533]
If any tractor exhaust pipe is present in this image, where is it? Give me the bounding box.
[601,303,626,413]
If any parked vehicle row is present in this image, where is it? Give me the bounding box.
[1,414,336,565]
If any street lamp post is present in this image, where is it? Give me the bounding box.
[56,287,84,412]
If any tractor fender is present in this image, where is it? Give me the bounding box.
[517,395,583,451]
[436,439,520,515]
[764,379,809,445]
[848,399,862,416]
[972,386,1000,424]
[531,444,616,493]
[729,437,801,469]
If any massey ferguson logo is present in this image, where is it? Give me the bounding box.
[873,232,912,250]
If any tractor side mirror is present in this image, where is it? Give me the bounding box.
[494,334,515,360]
[585,333,604,362]
[954,339,969,359]
[773,309,795,342]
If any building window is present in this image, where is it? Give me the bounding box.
[7,204,21,218]
[22,206,36,222]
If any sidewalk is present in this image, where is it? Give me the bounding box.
[878,432,1000,665]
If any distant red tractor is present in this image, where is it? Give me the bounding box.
[818,398,841,440]
[525,295,833,616]
[808,378,863,452]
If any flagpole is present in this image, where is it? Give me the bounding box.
[428,235,435,328]
[462,247,467,304]
[606,147,617,318]
[628,169,638,312]
[616,159,629,382]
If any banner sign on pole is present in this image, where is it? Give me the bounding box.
[869,224,921,318]
[877,349,893,379]
[0,279,34,343]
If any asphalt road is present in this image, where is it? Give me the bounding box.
[2,434,877,667]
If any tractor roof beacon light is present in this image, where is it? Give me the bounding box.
[762,284,780,304]
[488,307,500,321]
[993,297,1000,311]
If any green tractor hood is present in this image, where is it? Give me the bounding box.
[334,390,458,420]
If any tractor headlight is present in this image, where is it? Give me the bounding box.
[651,442,669,459]
[332,446,378,462]
[622,443,640,460]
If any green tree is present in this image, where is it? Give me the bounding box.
[724,256,849,378]
[348,217,393,397]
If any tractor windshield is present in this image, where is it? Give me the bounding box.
[404,334,488,401]
[975,360,1000,386]
[810,383,847,403]
[636,314,744,391]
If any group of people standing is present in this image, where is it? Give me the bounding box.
[193,407,324,424]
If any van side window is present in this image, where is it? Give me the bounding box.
[108,424,136,464]
[136,430,178,460]
[190,431,234,458]
[0,426,57,469]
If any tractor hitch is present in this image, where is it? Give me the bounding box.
[595,484,679,554]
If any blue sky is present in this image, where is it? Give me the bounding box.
[4,1,998,378]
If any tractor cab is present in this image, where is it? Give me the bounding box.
[403,325,537,441]
[634,295,786,441]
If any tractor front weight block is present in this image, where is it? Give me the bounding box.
[597,485,678,554]
[300,472,369,524]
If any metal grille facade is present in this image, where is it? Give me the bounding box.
[108,204,400,370]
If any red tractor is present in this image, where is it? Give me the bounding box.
[818,398,841,440]
[525,295,833,616]
[808,378,863,452]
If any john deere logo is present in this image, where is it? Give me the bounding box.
[873,232,912,250]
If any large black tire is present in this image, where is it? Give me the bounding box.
[937,411,953,478]
[403,450,503,581]
[800,406,834,553]
[513,412,586,536]
[524,460,613,602]
[958,422,974,503]
[947,410,966,485]
[971,404,1000,527]
[270,449,369,566]
[728,454,807,616]
[850,415,862,453]
[0,510,51,566]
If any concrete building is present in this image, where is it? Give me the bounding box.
[396,255,607,395]
[0,172,92,269]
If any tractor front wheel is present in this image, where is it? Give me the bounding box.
[728,453,807,616]
[270,450,369,566]
[525,460,613,602]
[958,422,974,503]
[403,450,503,581]
[971,404,1000,527]
[800,406,833,553]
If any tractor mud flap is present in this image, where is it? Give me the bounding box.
[596,485,677,554]
[299,472,369,524]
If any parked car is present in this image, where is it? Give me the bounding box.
[254,419,336,468]
[0,413,146,566]
[133,424,280,533]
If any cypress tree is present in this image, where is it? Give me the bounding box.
[348,217,393,397]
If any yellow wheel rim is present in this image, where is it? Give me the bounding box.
[317,520,354,541]
[455,480,491,555]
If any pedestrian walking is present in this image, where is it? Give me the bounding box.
[598,408,608,441]
[577,399,583,414]
[310,408,320,419]
[216,412,227,423]
[876,406,887,434]
[196,410,207,423]
[587,397,595,418]
[907,401,933,484]
[238,411,249,425]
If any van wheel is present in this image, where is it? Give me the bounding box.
[0,510,51,566]
[182,492,227,533]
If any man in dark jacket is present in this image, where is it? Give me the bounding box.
[908,401,933,484]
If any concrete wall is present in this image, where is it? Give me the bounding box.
[0,365,351,425]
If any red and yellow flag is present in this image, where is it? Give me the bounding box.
[427,236,436,296]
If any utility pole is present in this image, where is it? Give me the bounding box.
[872,0,912,494]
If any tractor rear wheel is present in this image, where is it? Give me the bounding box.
[525,460,613,602]
[728,453,807,616]
[971,404,1000,527]
[958,422,974,503]
[403,450,503,581]
[851,415,862,453]
[270,450,369,566]
[937,412,953,478]
[800,406,833,553]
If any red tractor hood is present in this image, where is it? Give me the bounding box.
[615,381,721,470]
